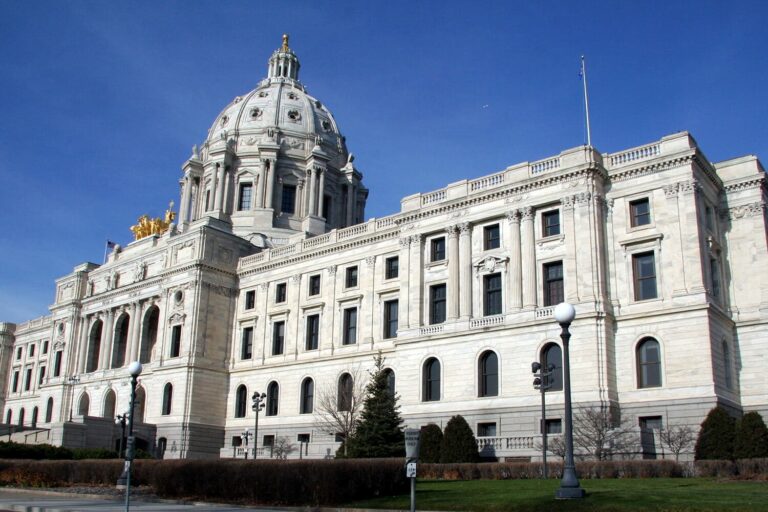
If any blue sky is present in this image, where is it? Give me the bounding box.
[1,0,766,322]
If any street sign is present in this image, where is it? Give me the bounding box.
[406,462,417,478]
[404,428,420,459]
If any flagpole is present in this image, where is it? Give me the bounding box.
[581,55,592,147]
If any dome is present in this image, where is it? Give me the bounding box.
[203,35,348,165]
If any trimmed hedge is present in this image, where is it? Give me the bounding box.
[419,460,685,480]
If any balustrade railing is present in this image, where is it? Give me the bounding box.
[608,143,660,167]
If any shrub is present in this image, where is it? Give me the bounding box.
[440,415,479,463]
[734,411,768,459]
[419,424,443,463]
[71,448,119,460]
[735,457,768,479]
[694,459,737,477]
[418,460,684,480]
[0,441,73,460]
[694,407,736,460]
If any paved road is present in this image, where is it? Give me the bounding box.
[0,489,303,512]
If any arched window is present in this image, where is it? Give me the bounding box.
[541,344,563,391]
[45,398,53,423]
[383,369,396,396]
[266,381,279,416]
[423,358,441,402]
[31,407,38,428]
[139,306,160,364]
[134,387,146,423]
[300,378,314,414]
[5,410,11,424]
[18,408,25,426]
[338,373,353,411]
[637,337,662,388]
[478,351,499,397]
[162,383,173,415]
[112,314,130,369]
[78,392,90,416]
[103,389,116,418]
[157,437,167,459]
[234,385,247,418]
[86,320,103,373]
[722,340,733,390]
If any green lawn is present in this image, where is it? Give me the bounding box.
[347,478,768,512]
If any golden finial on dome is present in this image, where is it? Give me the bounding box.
[281,34,290,51]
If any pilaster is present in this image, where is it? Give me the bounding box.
[521,207,537,309]
[458,222,473,319]
[505,210,522,311]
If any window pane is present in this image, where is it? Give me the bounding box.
[431,237,446,262]
[543,210,560,237]
[343,308,357,344]
[272,322,285,355]
[281,185,296,214]
[385,257,399,279]
[241,327,253,360]
[430,284,446,324]
[238,183,252,211]
[543,344,563,391]
[423,359,441,401]
[631,198,651,227]
[309,275,321,295]
[544,261,564,306]
[633,253,657,300]
[346,266,358,288]
[306,315,319,350]
[384,300,398,339]
[484,273,502,316]
[480,352,498,397]
[484,225,500,250]
[637,339,662,388]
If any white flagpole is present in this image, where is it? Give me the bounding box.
[581,55,592,147]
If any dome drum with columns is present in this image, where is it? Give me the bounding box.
[176,35,368,244]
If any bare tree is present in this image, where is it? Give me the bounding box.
[272,436,296,460]
[313,365,366,456]
[572,406,637,460]
[659,424,695,461]
[535,435,567,461]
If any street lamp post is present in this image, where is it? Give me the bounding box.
[251,391,266,459]
[115,413,128,458]
[532,361,555,478]
[67,375,80,421]
[116,361,142,511]
[553,303,585,499]
[241,428,252,459]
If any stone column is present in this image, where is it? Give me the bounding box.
[505,210,523,311]
[129,302,142,363]
[298,177,307,217]
[678,180,706,293]
[346,183,355,225]
[447,225,460,321]
[214,162,226,211]
[521,207,537,309]
[408,234,424,328]
[308,168,318,216]
[100,310,115,370]
[255,165,266,208]
[562,196,578,302]
[222,167,232,214]
[77,316,89,373]
[264,160,275,209]
[458,222,473,320]
[398,237,411,328]
[317,170,326,218]
[179,175,191,225]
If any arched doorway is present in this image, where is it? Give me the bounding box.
[139,306,160,364]
[103,389,116,418]
[78,392,90,416]
[112,314,130,368]
[86,320,103,373]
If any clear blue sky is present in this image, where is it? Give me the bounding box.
[1,0,766,323]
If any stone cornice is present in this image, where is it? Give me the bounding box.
[608,153,694,183]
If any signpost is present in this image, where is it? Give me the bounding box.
[404,429,420,512]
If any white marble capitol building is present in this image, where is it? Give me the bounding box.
[1,37,766,460]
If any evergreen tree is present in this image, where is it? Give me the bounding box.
[439,415,479,463]
[346,353,404,458]
[694,407,736,460]
[419,424,443,463]
[734,411,768,459]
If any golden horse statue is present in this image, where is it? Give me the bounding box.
[130,202,176,240]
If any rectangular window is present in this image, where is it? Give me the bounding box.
[281,185,296,214]
[484,224,500,250]
[238,183,253,211]
[545,419,562,434]
[543,261,564,306]
[483,273,503,316]
[383,299,399,339]
[345,266,358,288]
[16,348,21,360]
[275,283,287,303]
[24,369,32,391]
[11,371,19,393]
[322,195,331,220]
[630,198,651,227]
[343,308,358,345]
[297,433,311,443]
[385,256,399,279]
[241,327,253,360]
[543,210,561,237]
[305,314,319,350]
[309,275,321,296]
[430,237,446,262]
[710,258,721,298]
[477,422,497,437]
[29,344,35,357]
[272,321,285,355]
[244,290,256,310]
[263,434,275,447]
[42,340,48,354]
[38,366,45,385]
[170,325,182,357]
[429,284,447,324]
[53,351,62,377]
[705,205,714,231]
[633,252,658,301]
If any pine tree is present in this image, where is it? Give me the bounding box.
[346,353,404,458]
[439,415,479,463]
[694,407,736,460]
[734,411,768,459]
[419,424,443,463]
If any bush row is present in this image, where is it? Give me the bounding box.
[0,441,124,461]
[0,458,408,506]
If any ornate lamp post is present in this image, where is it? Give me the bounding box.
[251,391,266,459]
[66,375,80,421]
[553,303,585,499]
[115,412,128,458]
[241,428,252,459]
[116,361,142,511]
